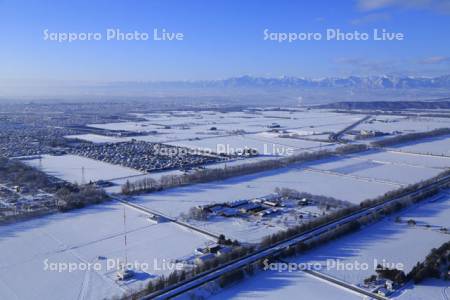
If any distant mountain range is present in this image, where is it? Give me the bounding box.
[318,100,450,110]
[3,75,450,100]
[109,75,450,89]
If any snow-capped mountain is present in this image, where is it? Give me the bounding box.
[207,75,450,89]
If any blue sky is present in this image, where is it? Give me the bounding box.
[0,0,449,81]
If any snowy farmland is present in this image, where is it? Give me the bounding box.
[86,110,365,144]
[124,145,450,244]
[354,115,450,135]
[345,149,450,170]
[282,191,450,287]
[65,133,127,144]
[3,107,450,300]
[394,279,449,300]
[23,154,144,183]
[167,133,336,157]
[129,145,450,219]
[131,162,396,218]
[103,156,273,194]
[309,152,444,186]
[396,191,450,229]
[0,201,213,300]
[390,134,450,157]
[192,268,365,300]
[187,203,326,244]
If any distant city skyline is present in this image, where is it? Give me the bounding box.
[1,0,449,84]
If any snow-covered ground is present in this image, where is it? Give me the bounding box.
[188,204,325,244]
[293,220,448,285]
[346,149,450,170]
[131,162,396,218]
[181,268,365,300]
[395,191,450,229]
[309,153,443,186]
[168,133,336,157]
[86,110,364,144]
[104,156,275,194]
[390,135,450,157]
[5,110,449,300]
[197,191,450,300]
[24,154,144,183]
[130,146,450,219]
[172,189,450,300]
[354,115,450,135]
[0,201,213,300]
[394,279,450,300]
[188,217,284,244]
[283,191,450,286]
[64,133,127,144]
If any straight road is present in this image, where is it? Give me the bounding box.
[116,197,221,240]
[329,115,372,143]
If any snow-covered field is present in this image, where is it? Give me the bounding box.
[188,204,325,243]
[130,146,450,219]
[294,220,448,285]
[198,269,365,300]
[24,154,144,183]
[178,190,450,300]
[347,149,450,170]
[396,191,450,229]
[5,110,449,300]
[65,133,127,144]
[188,217,284,244]
[86,110,364,144]
[309,152,443,186]
[104,156,274,194]
[284,191,450,286]
[168,133,336,156]
[132,162,396,218]
[354,115,450,134]
[0,201,213,300]
[394,279,450,300]
[391,135,450,157]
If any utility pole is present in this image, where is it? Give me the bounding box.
[81,166,85,185]
[123,206,128,266]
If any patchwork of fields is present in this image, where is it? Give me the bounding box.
[3,109,450,300]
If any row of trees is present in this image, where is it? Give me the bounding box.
[274,187,353,209]
[121,144,368,195]
[375,266,407,285]
[365,241,450,287]
[121,163,450,299]
[55,184,109,211]
[137,245,255,298]
[260,169,449,249]
[0,157,64,193]
[0,157,110,223]
[408,241,450,283]
[371,127,450,148]
[125,169,449,300]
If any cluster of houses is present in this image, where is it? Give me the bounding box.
[0,125,78,158]
[196,194,315,221]
[201,194,292,219]
[346,128,403,140]
[355,129,390,138]
[69,140,223,172]
[364,278,399,297]
[0,105,133,158]
[0,186,56,220]
[194,243,233,265]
